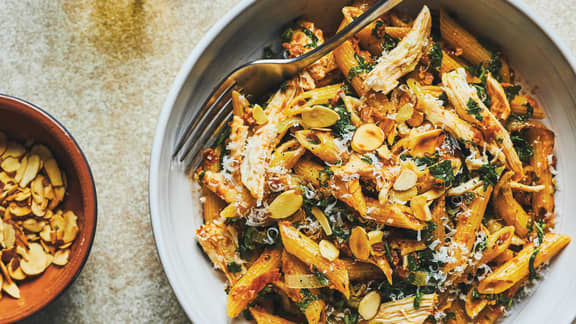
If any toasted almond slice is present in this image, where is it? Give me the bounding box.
[31,175,45,204]
[2,280,19,299]
[62,211,79,244]
[30,144,53,162]
[352,124,385,153]
[22,219,45,233]
[50,186,66,210]
[44,158,63,187]
[53,249,70,266]
[310,207,332,235]
[350,226,371,261]
[31,199,47,217]
[252,104,268,125]
[368,230,384,246]
[396,103,414,122]
[3,224,15,249]
[393,169,418,191]
[20,154,40,188]
[9,203,30,217]
[220,204,237,218]
[59,242,72,249]
[0,132,7,156]
[39,225,51,242]
[2,142,25,160]
[8,258,26,281]
[268,190,303,219]
[411,195,432,221]
[319,240,339,261]
[302,105,340,128]
[1,157,20,174]
[376,145,392,160]
[359,291,381,320]
[14,155,28,183]
[20,243,50,276]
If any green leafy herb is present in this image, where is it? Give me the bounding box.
[414,287,424,309]
[279,81,291,92]
[372,20,384,37]
[487,53,503,80]
[478,163,501,189]
[466,63,486,80]
[415,152,440,168]
[428,42,443,73]
[312,266,330,286]
[301,26,319,49]
[504,85,522,102]
[281,25,294,43]
[332,105,356,139]
[439,92,449,107]
[529,246,541,280]
[535,220,545,245]
[383,241,393,263]
[383,33,400,52]
[361,154,376,165]
[318,167,334,187]
[226,262,242,274]
[466,98,483,121]
[511,133,534,163]
[471,290,513,307]
[295,289,320,311]
[344,310,359,324]
[348,54,375,80]
[429,160,456,186]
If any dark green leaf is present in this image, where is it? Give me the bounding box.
[429,160,456,186]
[226,262,242,274]
[466,98,483,121]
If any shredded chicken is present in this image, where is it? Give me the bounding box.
[365,6,431,94]
[196,223,244,284]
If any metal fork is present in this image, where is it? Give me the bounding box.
[172,0,404,164]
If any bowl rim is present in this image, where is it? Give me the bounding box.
[148,0,576,322]
[0,94,98,322]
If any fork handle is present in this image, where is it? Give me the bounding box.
[293,0,404,69]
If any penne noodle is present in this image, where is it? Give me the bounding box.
[369,294,436,323]
[202,187,226,224]
[493,172,530,237]
[440,9,491,66]
[486,73,511,121]
[227,248,282,317]
[270,139,307,170]
[365,198,424,230]
[510,95,546,119]
[279,222,350,298]
[249,306,297,324]
[344,259,386,281]
[477,233,570,294]
[526,122,555,225]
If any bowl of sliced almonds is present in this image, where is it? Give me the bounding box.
[0,94,96,322]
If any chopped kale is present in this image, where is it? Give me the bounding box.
[295,289,319,311]
[504,84,522,102]
[439,92,449,107]
[478,163,501,189]
[428,42,443,73]
[487,53,503,80]
[361,154,377,165]
[300,26,319,49]
[383,33,400,52]
[471,289,513,307]
[510,102,534,121]
[372,20,384,37]
[529,246,541,280]
[466,98,483,121]
[312,265,330,286]
[511,132,534,163]
[429,160,456,186]
[415,152,440,168]
[318,167,334,187]
[226,262,242,274]
[414,287,424,309]
[462,192,476,205]
[348,54,375,80]
[332,105,356,139]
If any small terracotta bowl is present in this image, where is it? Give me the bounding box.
[0,95,97,323]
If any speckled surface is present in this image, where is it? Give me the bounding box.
[0,0,573,322]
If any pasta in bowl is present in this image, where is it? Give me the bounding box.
[192,2,570,323]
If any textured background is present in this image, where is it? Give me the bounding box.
[0,0,573,323]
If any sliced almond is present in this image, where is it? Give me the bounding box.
[50,186,66,209]
[39,225,52,242]
[220,204,237,218]
[20,154,40,187]
[2,142,25,159]
[44,158,63,186]
[411,195,432,221]
[376,145,392,160]
[390,186,418,203]
[350,226,370,261]
[358,291,381,320]
[252,104,268,125]
[20,243,51,276]
[310,207,332,236]
[22,219,45,233]
[1,157,20,174]
[2,280,20,299]
[14,155,28,183]
[53,249,70,266]
[352,124,385,153]
[3,223,15,249]
[393,169,418,191]
[268,190,303,219]
[62,211,79,244]
[8,258,26,281]
[368,230,384,246]
[319,240,339,261]
[9,203,30,217]
[302,105,340,128]
[395,103,414,122]
[30,144,53,162]
[31,175,45,204]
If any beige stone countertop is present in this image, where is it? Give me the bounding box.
[0,0,574,323]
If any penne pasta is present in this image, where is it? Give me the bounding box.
[249,306,297,324]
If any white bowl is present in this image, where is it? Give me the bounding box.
[149,0,576,322]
